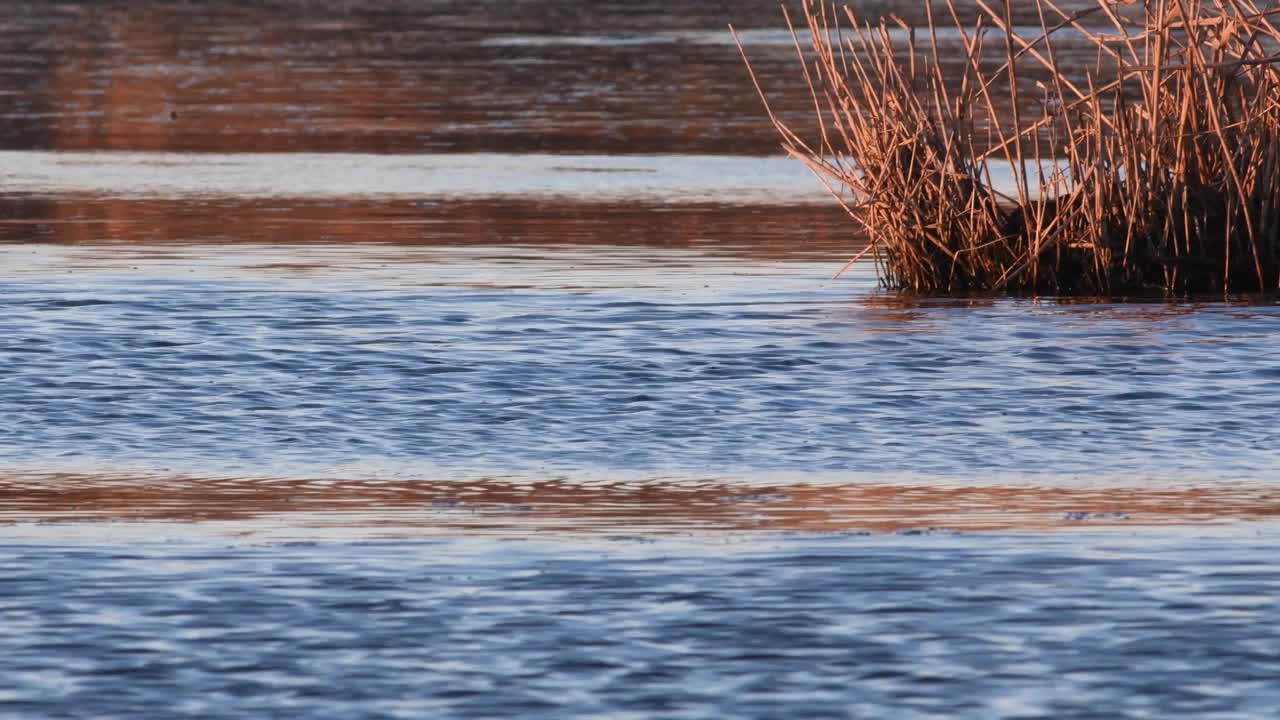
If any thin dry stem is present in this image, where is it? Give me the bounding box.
[740,0,1280,294]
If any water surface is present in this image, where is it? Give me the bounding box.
[0,0,1136,155]
[4,242,1278,481]
[4,533,1280,719]
[3,1,1279,717]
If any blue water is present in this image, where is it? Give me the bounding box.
[3,533,1280,719]
[7,242,1277,717]
[2,245,1278,480]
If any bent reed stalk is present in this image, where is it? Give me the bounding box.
[735,0,1280,295]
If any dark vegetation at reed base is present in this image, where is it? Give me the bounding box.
[738,0,1280,295]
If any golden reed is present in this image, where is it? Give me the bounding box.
[736,0,1280,294]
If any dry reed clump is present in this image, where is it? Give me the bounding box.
[735,0,1280,295]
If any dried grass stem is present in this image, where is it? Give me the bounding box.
[736,0,1280,294]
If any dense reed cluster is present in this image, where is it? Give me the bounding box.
[737,0,1280,294]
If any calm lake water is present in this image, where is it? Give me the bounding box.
[2,1,1279,717]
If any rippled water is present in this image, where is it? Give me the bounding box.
[4,533,1280,718]
[4,1,1280,717]
[4,243,1279,480]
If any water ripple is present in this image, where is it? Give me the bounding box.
[2,245,1277,481]
[1,534,1279,718]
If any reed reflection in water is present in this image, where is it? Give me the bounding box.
[0,0,1120,155]
[4,472,1280,540]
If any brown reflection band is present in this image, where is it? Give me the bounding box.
[3,473,1278,536]
[0,1,1132,155]
[0,195,859,259]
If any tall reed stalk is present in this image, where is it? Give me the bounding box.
[736,0,1280,294]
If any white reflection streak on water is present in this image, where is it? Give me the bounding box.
[0,152,830,204]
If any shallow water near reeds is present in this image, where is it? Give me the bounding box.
[5,239,1280,482]
[3,1,1280,717]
